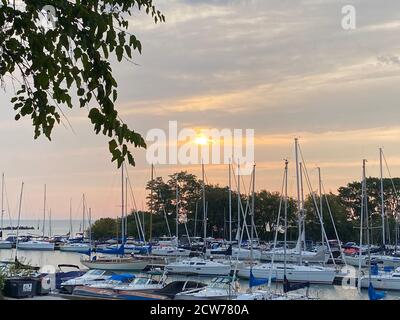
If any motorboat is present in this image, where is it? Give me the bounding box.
[60,269,116,293]
[17,240,55,251]
[237,263,336,284]
[165,258,231,276]
[175,276,238,300]
[113,274,166,291]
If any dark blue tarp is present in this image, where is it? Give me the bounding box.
[370,265,379,276]
[283,276,310,293]
[95,244,125,255]
[368,283,385,301]
[249,269,268,288]
[109,274,135,282]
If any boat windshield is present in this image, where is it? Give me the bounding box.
[132,278,151,285]
[209,277,231,289]
[86,270,104,276]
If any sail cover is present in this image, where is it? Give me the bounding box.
[249,269,268,288]
[368,283,385,301]
[283,276,310,293]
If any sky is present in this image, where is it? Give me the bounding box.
[1,0,400,221]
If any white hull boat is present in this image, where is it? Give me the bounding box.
[151,246,191,257]
[175,277,237,300]
[165,258,231,276]
[61,269,115,293]
[0,240,12,249]
[114,276,165,291]
[81,257,150,271]
[17,241,55,251]
[60,243,91,253]
[261,248,328,264]
[360,267,400,290]
[237,263,336,284]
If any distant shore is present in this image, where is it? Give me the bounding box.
[0,226,36,230]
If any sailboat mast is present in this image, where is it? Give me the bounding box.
[284,160,289,279]
[250,164,256,266]
[228,161,232,243]
[82,194,86,236]
[294,138,302,265]
[42,184,46,237]
[69,198,73,238]
[380,148,385,247]
[237,162,241,243]
[89,208,92,248]
[318,168,324,249]
[357,160,366,292]
[1,173,4,240]
[15,182,24,261]
[150,164,154,242]
[125,177,128,240]
[364,160,372,283]
[300,162,306,252]
[49,209,52,237]
[202,161,207,247]
[176,185,179,240]
[121,163,125,244]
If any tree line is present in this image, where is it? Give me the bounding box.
[91,172,400,245]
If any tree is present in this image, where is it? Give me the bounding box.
[0,0,164,167]
[91,217,117,241]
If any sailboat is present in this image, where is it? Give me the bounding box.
[17,184,55,251]
[358,159,390,294]
[60,197,91,253]
[236,161,319,300]
[0,173,12,249]
[238,141,336,285]
[81,164,151,271]
[165,162,232,276]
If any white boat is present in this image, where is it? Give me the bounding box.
[165,258,231,276]
[151,246,191,257]
[261,247,328,264]
[237,263,336,284]
[114,275,165,291]
[206,246,261,260]
[60,243,91,253]
[17,240,55,251]
[61,269,115,293]
[0,240,12,249]
[88,274,135,289]
[175,276,237,300]
[236,290,318,300]
[80,256,150,271]
[344,254,382,267]
[360,267,400,290]
[371,255,400,268]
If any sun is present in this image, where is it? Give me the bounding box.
[194,134,209,146]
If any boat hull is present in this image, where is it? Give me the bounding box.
[0,241,12,249]
[361,276,400,290]
[17,242,55,251]
[165,265,231,276]
[237,265,335,284]
[81,259,149,271]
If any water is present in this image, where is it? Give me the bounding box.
[1,248,400,300]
